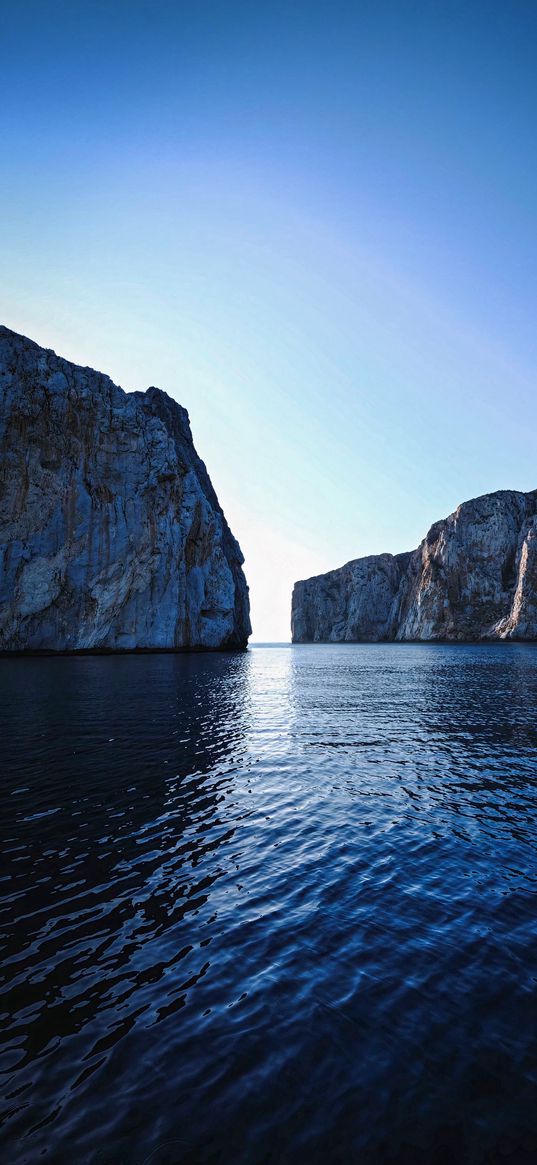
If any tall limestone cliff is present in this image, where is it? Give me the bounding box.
[292,490,537,643]
[0,327,251,651]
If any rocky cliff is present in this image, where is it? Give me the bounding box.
[0,327,251,651]
[292,489,537,642]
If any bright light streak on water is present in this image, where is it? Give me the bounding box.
[2,645,537,1163]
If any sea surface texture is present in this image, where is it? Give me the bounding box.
[2,644,537,1164]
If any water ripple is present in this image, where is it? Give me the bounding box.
[1,645,537,1163]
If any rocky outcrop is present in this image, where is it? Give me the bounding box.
[0,327,251,651]
[292,490,537,642]
[291,552,412,643]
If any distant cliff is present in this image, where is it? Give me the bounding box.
[0,327,251,651]
[292,489,537,642]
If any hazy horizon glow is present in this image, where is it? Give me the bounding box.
[2,1,537,638]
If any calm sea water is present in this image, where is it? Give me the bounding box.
[2,644,537,1164]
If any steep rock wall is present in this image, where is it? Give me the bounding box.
[291,552,411,643]
[292,490,537,643]
[0,327,251,651]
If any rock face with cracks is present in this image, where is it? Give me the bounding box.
[292,490,537,642]
[0,327,251,651]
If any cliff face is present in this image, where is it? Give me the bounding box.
[291,552,412,643]
[0,327,251,651]
[292,490,537,643]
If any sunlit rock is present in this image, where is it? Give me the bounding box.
[292,490,537,642]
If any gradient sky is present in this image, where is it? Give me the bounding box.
[2,1,537,639]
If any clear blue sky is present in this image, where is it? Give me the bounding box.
[2,1,537,639]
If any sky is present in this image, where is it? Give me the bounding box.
[1,1,537,640]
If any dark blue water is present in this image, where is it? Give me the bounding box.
[2,645,537,1164]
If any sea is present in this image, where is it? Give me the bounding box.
[2,643,537,1164]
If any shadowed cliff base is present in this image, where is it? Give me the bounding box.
[292,489,537,643]
[0,327,251,652]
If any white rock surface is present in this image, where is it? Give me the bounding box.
[292,490,537,642]
[0,327,251,651]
